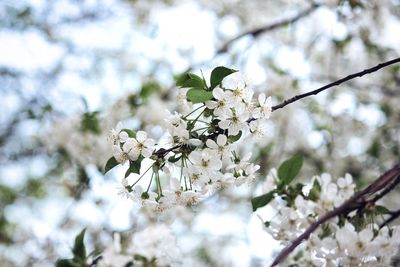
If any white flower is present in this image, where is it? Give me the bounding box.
[336,223,373,258]
[222,72,253,103]
[228,152,252,171]
[97,233,131,267]
[129,224,180,266]
[205,134,231,160]
[108,122,127,145]
[184,165,209,186]
[124,131,155,160]
[116,179,131,199]
[294,195,315,218]
[165,111,185,130]
[188,149,222,177]
[112,144,131,164]
[252,93,272,119]
[235,163,260,186]
[372,226,400,258]
[218,104,249,136]
[337,173,355,199]
[249,119,268,142]
[171,124,202,146]
[205,87,233,117]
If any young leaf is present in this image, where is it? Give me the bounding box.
[278,155,304,186]
[168,154,181,163]
[251,190,276,211]
[72,228,87,262]
[186,88,213,103]
[210,66,237,89]
[80,111,101,134]
[139,80,161,99]
[176,73,204,88]
[104,157,119,174]
[127,157,143,176]
[228,131,242,143]
[375,205,391,215]
[308,179,321,201]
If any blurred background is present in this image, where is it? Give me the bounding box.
[0,0,399,266]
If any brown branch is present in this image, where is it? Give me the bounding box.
[270,163,400,267]
[217,3,321,54]
[381,208,400,229]
[271,57,400,111]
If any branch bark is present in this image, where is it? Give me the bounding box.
[272,57,400,111]
[270,163,400,267]
[217,3,321,54]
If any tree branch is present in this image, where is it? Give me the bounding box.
[217,3,321,54]
[381,208,400,229]
[272,57,400,111]
[270,163,400,267]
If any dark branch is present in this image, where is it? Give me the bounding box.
[270,163,400,267]
[272,57,400,111]
[381,208,400,229]
[217,3,321,54]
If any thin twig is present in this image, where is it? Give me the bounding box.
[270,163,400,267]
[271,57,400,111]
[217,3,321,54]
[381,208,400,229]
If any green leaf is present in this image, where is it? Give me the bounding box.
[375,205,391,215]
[277,155,303,186]
[80,111,101,134]
[210,66,237,89]
[168,154,181,163]
[251,190,276,211]
[139,80,161,99]
[121,128,136,138]
[228,131,242,143]
[104,157,119,174]
[72,228,87,262]
[125,157,143,177]
[308,179,321,201]
[186,88,213,103]
[176,73,205,88]
[55,259,76,267]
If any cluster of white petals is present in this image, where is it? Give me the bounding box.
[97,224,180,267]
[258,170,400,266]
[108,72,272,213]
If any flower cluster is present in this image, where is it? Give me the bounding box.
[106,67,272,212]
[58,224,180,267]
[98,224,180,267]
[256,169,400,266]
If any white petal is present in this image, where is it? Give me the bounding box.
[258,93,266,105]
[206,139,218,149]
[128,150,140,161]
[213,87,224,99]
[144,138,155,148]
[188,151,202,164]
[217,134,227,146]
[136,131,147,142]
[116,121,123,131]
[218,120,230,130]
[359,228,373,243]
[189,139,202,146]
[205,100,217,109]
[123,139,136,152]
[119,131,129,142]
[141,147,153,158]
